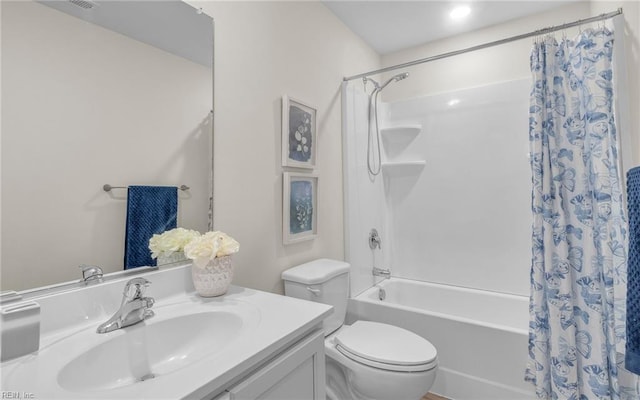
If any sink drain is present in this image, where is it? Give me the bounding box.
[139,373,156,382]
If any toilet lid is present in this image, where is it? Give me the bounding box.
[335,321,437,372]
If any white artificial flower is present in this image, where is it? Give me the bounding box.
[184,231,239,268]
[149,228,201,259]
[213,231,240,257]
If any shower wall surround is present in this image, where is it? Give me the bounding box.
[343,79,531,296]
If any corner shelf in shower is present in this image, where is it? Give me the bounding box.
[381,160,426,176]
[380,125,422,143]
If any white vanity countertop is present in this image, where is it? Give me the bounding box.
[0,264,332,399]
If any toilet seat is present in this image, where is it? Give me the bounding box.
[334,321,437,372]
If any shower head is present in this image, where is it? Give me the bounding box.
[363,72,409,92]
[393,72,410,81]
[378,72,410,91]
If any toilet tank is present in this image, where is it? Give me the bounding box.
[282,259,350,336]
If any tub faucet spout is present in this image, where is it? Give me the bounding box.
[97,277,154,334]
[372,267,391,279]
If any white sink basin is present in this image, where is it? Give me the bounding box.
[2,296,261,398]
[57,311,242,392]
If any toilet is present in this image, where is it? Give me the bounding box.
[282,259,438,400]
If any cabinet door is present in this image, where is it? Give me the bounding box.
[227,329,325,400]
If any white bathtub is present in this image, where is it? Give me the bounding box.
[347,278,536,400]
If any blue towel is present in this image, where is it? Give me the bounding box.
[626,166,640,374]
[124,186,177,269]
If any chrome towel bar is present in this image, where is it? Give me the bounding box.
[103,184,190,192]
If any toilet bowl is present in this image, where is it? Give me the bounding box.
[325,321,437,400]
[282,259,438,400]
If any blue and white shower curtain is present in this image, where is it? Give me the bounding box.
[526,27,638,399]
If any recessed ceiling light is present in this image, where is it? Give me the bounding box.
[449,5,471,20]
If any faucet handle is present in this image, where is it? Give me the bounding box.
[369,228,382,250]
[79,265,103,283]
[123,277,151,300]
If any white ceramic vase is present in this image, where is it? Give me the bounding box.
[191,255,233,297]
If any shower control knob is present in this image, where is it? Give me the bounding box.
[369,228,381,250]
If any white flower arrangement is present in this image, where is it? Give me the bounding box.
[183,231,240,269]
[149,228,240,269]
[148,227,200,260]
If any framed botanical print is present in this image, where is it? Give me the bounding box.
[282,96,317,169]
[283,172,318,244]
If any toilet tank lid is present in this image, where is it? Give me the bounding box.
[282,258,350,285]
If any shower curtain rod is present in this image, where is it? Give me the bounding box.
[343,8,623,82]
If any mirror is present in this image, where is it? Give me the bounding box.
[1,0,214,292]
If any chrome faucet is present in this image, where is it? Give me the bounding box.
[97,277,155,334]
[372,266,391,279]
[79,265,103,284]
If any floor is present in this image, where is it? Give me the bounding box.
[422,393,449,400]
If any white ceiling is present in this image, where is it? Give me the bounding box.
[39,1,213,68]
[323,1,580,54]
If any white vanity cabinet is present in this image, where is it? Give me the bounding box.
[211,329,325,400]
